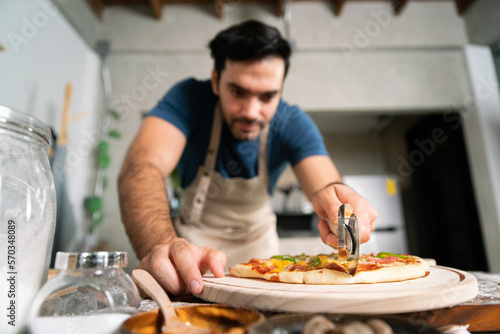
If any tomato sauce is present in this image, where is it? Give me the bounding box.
[249,259,275,274]
[325,262,349,274]
[356,263,382,272]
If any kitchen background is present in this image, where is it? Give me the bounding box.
[1,0,500,272]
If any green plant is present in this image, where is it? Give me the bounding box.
[84,108,122,230]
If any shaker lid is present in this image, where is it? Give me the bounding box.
[0,105,52,146]
[55,251,128,269]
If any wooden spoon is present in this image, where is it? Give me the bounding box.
[131,269,212,334]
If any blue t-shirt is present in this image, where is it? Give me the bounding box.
[149,78,328,194]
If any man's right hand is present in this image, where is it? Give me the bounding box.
[137,237,227,295]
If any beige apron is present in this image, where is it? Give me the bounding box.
[175,104,279,268]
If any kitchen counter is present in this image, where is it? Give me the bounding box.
[150,271,500,333]
[31,271,500,334]
[399,271,500,332]
[132,272,500,333]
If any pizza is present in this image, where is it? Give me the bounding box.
[229,252,430,284]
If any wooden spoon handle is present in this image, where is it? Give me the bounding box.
[131,269,184,325]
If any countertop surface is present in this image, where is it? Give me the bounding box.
[31,271,500,334]
[398,271,500,332]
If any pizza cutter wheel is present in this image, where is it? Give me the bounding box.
[326,203,359,275]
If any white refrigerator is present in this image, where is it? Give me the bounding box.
[343,174,409,255]
[278,174,409,256]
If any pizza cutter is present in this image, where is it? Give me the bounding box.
[327,203,359,275]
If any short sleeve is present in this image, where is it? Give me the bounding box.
[273,103,329,166]
[148,78,213,137]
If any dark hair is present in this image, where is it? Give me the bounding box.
[209,20,292,79]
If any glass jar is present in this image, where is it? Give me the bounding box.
[0,105,56,334]
[29,251,140,334]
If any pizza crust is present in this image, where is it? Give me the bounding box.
[303,261,429,284]
[229,257,430,285]
[229,262,284,282]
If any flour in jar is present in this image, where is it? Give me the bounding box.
[0,175,55,333]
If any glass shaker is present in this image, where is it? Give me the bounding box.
[28,251,140,334]
[0,105,56,334]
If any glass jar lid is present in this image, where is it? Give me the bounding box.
[54,251,128,269]
[0,105,52,146]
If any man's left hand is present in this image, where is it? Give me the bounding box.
[312,182,377,249]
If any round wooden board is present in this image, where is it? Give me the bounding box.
[196,266,478,314]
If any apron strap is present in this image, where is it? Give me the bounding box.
[257,124,270,191]
[188,103,222,224]
[203,103,223,170]
[187,103,271,224]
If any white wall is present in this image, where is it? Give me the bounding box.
[51,0,102,49]
[102,1,467,51]
[286,1,469,110]
[101,1,470,112]
[99,53,213,266]
[463,46,500,272]
[0,0,101,245]
[290,1,467,49]
[286,49,470,111]
[464,0,500,45]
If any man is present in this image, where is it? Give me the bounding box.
[118,20,377,295]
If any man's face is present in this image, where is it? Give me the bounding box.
[211,57,285,141]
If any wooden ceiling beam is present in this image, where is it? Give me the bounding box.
[455,0,476,15]
[333,0,346,16]
[214,0,224,19]
[93,0,479,20]
[392,0,408,15]
[149,0,163,19]
[277,0,285,17]
[86,0,105,19]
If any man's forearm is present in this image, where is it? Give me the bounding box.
[118,161,177,259]
[293,155,343,200]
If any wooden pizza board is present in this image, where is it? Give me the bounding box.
[195,266,478,314]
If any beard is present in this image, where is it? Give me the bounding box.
[226,116,266,141]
